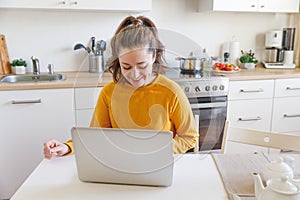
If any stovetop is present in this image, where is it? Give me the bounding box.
[163,67,218,79]
[163,68,229,98]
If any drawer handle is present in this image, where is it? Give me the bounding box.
[240,89,264,93]
[286,87,300,91]
[70,1,78,5]
[12,99,42,104]
[238,116,262,121]
[283,114,300,118]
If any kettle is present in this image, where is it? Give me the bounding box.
[253,173,300,200]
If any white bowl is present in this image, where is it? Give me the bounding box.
[240,62,256,70]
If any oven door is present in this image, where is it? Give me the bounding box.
[189,96,227,153]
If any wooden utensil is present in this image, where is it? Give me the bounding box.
[0,35,11,74]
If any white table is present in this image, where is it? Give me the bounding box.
[11,154,228,200]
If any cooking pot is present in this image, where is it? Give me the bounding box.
[175,57,204,72]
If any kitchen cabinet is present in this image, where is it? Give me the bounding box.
[271,78,300,134]
[227,79,274,131]
[198,0,300,13]
[0,0,152,11]
[74,87,102,127]
[227,80,274,153]
[0,89,75,199]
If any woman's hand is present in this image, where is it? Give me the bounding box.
[43,139,70,160]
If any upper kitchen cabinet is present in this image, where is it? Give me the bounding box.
[198,0,300,13]
[0,0,152,12]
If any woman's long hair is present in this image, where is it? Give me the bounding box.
[108,16,165,82]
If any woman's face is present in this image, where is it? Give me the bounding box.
[119,48,156,88]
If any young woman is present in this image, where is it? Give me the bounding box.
[44,16,198,159]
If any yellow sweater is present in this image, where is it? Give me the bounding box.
[66,74,198,154]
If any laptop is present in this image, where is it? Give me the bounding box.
[71,127,174,187]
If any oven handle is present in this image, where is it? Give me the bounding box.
[190,102,226,109]
[193,114,200,154]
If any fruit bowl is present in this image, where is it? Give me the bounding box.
[212,62,240,73]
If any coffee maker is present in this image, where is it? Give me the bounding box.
[263,28,296,69]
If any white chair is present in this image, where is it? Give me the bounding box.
[221,121,300,154]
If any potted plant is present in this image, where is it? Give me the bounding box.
[11,58,27,74]
[239,50,258,70]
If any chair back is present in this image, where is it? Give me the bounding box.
[221,121,300,154]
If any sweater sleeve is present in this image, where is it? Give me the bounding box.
[171,87,199,154]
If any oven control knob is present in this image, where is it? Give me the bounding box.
[195,86,200,92]
[184,87,190,93]
[219,85,225,91]
[212,85,218,91]
[205,85,210,91]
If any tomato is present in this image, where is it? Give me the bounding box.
[220,63,227,70]
[214,62,221,68]
[226,65,234,71]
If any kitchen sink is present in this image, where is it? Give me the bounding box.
[0,73,66,83]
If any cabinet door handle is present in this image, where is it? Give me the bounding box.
[12,99,42,104]
[286,87,300,91]
[251,5,256,7]
[283,114,300,118]
[240,88,264,93]
[238,116,262,121]
[70,1,78,5]
[260,5,265,8]
[60,1,66,4]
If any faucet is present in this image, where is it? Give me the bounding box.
[31,56,40,75]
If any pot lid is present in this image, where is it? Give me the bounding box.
[268,176,299,194]
[266,157,293,173]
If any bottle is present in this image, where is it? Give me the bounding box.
[202,48,211,70]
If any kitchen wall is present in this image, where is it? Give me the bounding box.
[0,0,291,72]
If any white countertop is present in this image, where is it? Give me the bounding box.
[11,154,228,200]
[1,66,300,91]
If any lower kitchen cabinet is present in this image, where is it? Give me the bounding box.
[227,99,273,132]
[227,78,300,153]
[74,87,102,127]
[227,79,274,131]
[271,78,300,134]
[0,88,75,199]
[272,97,300,133]
[226,79,274,153]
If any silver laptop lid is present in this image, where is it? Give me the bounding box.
[71,127,174,187]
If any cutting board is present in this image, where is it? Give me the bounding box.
[0,35,11,74]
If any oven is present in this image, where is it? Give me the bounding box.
[165,69,229,153]
[190,95,227,152]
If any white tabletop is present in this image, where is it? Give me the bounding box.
[11,154,228,200]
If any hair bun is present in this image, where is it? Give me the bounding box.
[133,18,143,26]
[131,18,143,26]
